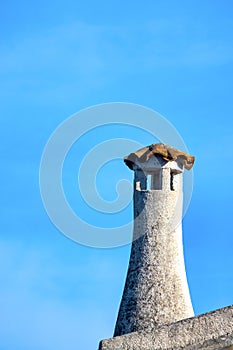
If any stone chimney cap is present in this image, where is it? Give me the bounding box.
[124,143,195,170]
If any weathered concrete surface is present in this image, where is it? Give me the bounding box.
[99,305,233,350]
[114,190,193,336]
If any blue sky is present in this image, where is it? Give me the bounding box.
[1,0,233,349]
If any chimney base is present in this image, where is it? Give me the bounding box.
[99,305,233,350]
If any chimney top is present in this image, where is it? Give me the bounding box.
[124,143,195,171]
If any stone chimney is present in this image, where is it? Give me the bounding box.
[114,143,195,336]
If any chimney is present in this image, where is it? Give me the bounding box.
[114,143,195,336]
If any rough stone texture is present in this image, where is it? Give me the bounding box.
[99,146,232,349]
[99,305,233,350]
[114,189,193,336]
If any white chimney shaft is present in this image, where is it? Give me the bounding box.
[114,143,194,336]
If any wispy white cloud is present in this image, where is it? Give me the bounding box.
[1,18,233,105]
[1,19,233,80]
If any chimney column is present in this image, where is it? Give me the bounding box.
[114,146,194,337]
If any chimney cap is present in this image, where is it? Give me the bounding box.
[124,143,195,171]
